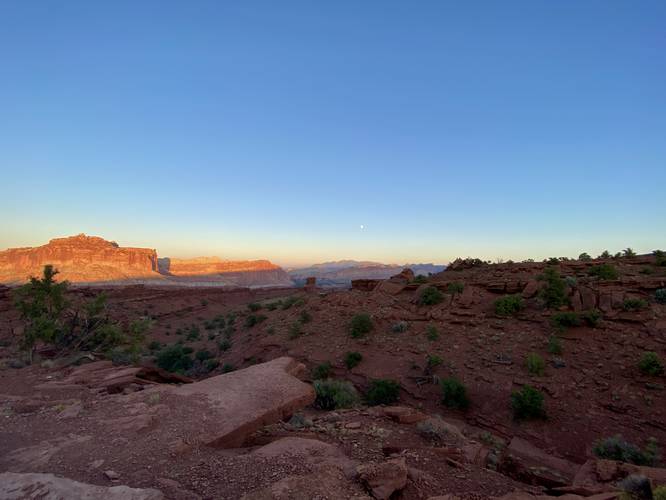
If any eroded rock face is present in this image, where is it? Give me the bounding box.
[0,472,164,500]
[0,234,159,284]
[169,357,315,448]
[158,257,293,286]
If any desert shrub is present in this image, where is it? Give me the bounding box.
[288,322,303,339]
[578,252,592,261]
[245,313,267,328]
[222,363,235,373]
[551,311,581,330]
[511,385,545,420]
[344,351,362,369]
[581,309,601,327]
[247,302,262,312]
[447,282,464,294]
[494,295,524,316]
[599,250,611,259]
[350,313,373,338]
[654,486,666,500]
[622,298,648,311]
[266,301,280,311]
[203,358,219,372]
[538,267,568,309]
[427,354,443,370]
[204,321,215,330]
[593,435,660,466]
[638,352,664,376]
[654,250,666,267]
[623,247,636,258]
[656,289,666,304]
[12,266,136,360]
[218,337,232,351]
[313,379,359,410]
[412,275,428,284]
[526,353,545,376]
[547,257,560,265]
[547,335,562,355]
[426,325,439,341]
[640,267,654,275]
[281,296,304,310]
[419,286,444,306]
[195,349,214,361]
[186,325,201,341]
[589,263,619,280]
[298,310,312,324]
[148,340,161,351]
[311,361,332,380]
[156,345,194,373]
[391,321,409,333]
[266,326,275,335]
[441,377,469,409]
[365,379,401,406]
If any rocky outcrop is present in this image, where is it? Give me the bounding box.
[158,257,293,286]
[0,472,164,499]
[0,234,159,284]
[168,357,315,448]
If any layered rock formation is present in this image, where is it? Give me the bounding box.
[159,257,292,286]
[0,234,159,284]
[0,234,293,287]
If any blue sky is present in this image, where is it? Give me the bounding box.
[1,1,664,266]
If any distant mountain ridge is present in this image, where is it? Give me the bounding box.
[289,260,445,287]
[0,234,292,287]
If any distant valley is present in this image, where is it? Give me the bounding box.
[288,260,445,287]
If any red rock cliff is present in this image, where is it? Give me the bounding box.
[0,234,159,284]
[158,257,293,286]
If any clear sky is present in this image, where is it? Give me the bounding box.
[1,1,664,267]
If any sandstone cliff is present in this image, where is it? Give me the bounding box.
[0,235,293,287]
[158,257,293,287]
[0,234,159,284]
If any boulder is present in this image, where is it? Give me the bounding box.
[169,357,315,448]
[381,406,428,424]
[573,459,666,489]
[375,268,414,295]
[357,457,408,500]
[0,472,163,500]
[522,281,541,299]
[579,286,597,310]
[500,437,579,488]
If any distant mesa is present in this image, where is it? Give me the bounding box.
[0,234,292,287]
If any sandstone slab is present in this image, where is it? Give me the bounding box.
[170,357,315,448]
[0,472,163,500]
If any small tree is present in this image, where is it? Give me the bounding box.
[538,267,568,309]
[578,252,592,261]
[350,313,373,338]
[623,247,636,258]
[13,265,69,359]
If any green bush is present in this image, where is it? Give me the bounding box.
[222,363,235,373]
[656,289,666,304]
[547,335,562,355]
[526,353,545,376]
[288,322,303,339]
[247,302,262,312]
[218,338,231,351]
[638,352,664,376]
[344,351,362,369]
[494,295,524,316]
[589,263,619,280]
[538,267,568,309]
[418,286,444,306]
[511,385,545,420]
[623,247,636,258]
[622,298,648,311]
[581,309,601,327]
[593,435,660,466]
[427,354,443,370]
[441,377,469,409]
[447,282,464,294]
[426,325,439,341]
[311,361,332,380]
[244,313,267,328]
[195,349,214,361]
[655,486,666,500]
[350,313,373,338]
[578,252,592,261]
[313,379,360,410]
[412,275,428,284]
[298,310,312,324]
[365,379,401,406]
[551,311,581,330]
[156,345,194,373]
[654,250,666,267]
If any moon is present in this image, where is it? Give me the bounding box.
[360,224,365,230]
